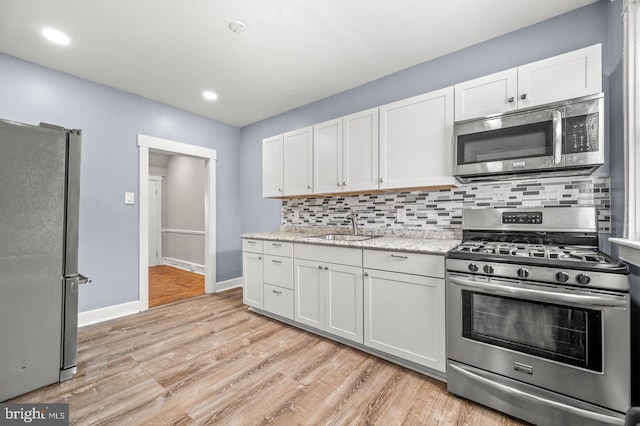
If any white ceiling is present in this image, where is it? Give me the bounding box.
[0,0,598,127]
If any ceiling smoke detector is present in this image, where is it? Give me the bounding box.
[229,21,247,34]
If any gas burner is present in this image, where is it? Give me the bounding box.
[453,242,609,264]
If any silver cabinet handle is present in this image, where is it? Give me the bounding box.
[507,96,514,103]
[258,256,262,260]
[324,266,329,270]
[247,240,256,244]
[390,254,408,259]
[307,185,311,189]
[278,188,283,192]
[272,289,282,295]
[271,259,282,264]
[379,177,385,183]
[318,265,323,269]
[337,181,342,186]
[520,93,527,100]
[364,272,369,277]
[272,243,282,247]
[342,181,346,186]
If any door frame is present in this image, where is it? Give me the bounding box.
[148,175,163,266]
[138,134,217,312]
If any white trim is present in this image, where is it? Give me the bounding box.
[161,257,205,275]
[138,134,217,312]
[78,301,140,327]
[149,176,163,266]
[216,277,243,292]
[162,228,205,236]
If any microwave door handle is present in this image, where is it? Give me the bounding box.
[552,109,562,165]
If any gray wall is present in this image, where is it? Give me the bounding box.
[0,53,242,312]
[163,155,205,265]
[239,0,623,237]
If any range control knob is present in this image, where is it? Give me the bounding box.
[517,268,529,279]
[468,263,479,272]
[483,265,494,274]
[576,273,591,285]
[555,271,570,283]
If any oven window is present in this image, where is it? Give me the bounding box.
[457,122,553,164]
[462,291,602,372]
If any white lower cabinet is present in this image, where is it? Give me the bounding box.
[363,268,446,373]
[294,248,363,344]
[242,251,263,309]
[263,283,294,319]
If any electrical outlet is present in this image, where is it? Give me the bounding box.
[396,208,407,223]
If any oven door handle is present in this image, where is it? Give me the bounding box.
[448,276,628,308]
[449,364,624,425]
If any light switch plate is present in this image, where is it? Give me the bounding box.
[124,192,135,205]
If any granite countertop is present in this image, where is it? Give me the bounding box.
[241,231,461,255]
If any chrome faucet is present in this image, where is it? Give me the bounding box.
[347,209,359,236]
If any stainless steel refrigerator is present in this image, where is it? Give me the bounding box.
[0,118,90,401]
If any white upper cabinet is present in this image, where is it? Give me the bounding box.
[517,44,602,109]
[262,135,283,197]
[283,126,313,196]
[313,108,379,195]
[454,68,518,121]
[455,44,602,121]
[379,87,456,190]
[342,108,379,192]
[313,118,343,194]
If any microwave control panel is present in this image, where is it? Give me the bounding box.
[564,114,599,153]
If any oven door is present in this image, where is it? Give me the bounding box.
[454,108,563,178]
[446,273,630,414]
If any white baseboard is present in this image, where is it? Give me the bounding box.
[216,277,243,292]
[161,257,205,275]
[78,301,140,328]
[78,277,244,327]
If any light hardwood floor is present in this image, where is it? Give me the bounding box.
[11,288,527,425]
[148,265,204,308]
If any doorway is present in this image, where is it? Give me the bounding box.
[138,134,217,312]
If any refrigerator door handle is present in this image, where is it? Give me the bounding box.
[78,274,91,285]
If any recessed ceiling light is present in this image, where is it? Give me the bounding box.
[202,91,218,101]
[42,28,70,45]
[229,21,247,34]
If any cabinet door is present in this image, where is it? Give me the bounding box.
[364,269,446,372]
[313,118,342,195]
[262,135,283,198]
[454,69,518,121]
[517,44,602,109]
[343,108,379,192]
[242,251,263,308]
[294,259,325,330]
[379,87,456,190]
[283,126,313,196]
[325,264,363,344]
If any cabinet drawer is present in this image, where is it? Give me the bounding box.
[263,284,294,319]
[295,243,362,267]
[242,239,263,253]
[263,241,294,257]
[363,250,444,278]
[263,255,293,289]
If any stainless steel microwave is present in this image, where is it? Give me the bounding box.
[453,93,604,182]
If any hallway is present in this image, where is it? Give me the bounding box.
[148,265,204,308]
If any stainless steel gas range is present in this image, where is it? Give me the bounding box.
[446,207,630,426]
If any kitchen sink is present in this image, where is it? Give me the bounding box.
[308,234,378,241]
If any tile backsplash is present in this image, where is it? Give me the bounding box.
[281,175,611,235]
